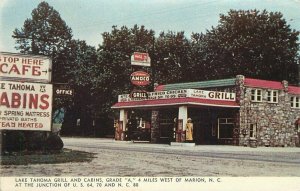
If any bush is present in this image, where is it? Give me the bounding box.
[27,132,46,151]
[3,131,26,152]
[45,134,64,151]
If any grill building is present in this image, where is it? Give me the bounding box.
[112,75,300,147]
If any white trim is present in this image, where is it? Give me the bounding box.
[267,90,278,103]
[112,101,240,109]
[251,89,262,102]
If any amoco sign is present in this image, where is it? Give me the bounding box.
[130,71,150,86]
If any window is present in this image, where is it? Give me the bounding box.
[251,89,262,102]
[267,90,278,103]
[249,124,257,138]
[218,118,234,139]
[291,96,300,108]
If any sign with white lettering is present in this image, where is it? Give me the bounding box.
[130,71,150,86]
[54,85,74,97]
[0,80,53,131]
[131,52,151,67]
[130,90,148,99]
[118,89,235,102]
[0,52,52,83]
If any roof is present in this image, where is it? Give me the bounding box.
[155,78,236,91]
[289,86,300,95]
[244,78,284,90]
[112,98,239,109]
[245,78,300,95]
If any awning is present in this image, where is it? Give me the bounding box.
[112,97,240,109]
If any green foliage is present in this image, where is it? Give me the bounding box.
[95,25,155,115]
[12,1,72,55]
[45,134,64,151]
[154,31,191,83]
[2,131,26,152]
[12,1,73,83]
[27,132,46,151]
[12,3,300,137]
[192,9,299,82]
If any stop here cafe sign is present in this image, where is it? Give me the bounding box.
[130,71,150,86]
[0,52,52,83]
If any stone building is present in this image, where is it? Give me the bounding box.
[112,75,300,147]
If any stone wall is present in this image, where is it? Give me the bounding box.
[237,76,300,147]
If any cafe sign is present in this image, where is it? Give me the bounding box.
[0,52,52,83]
[130,71,150,86]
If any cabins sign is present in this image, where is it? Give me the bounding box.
[0,80,53,131]
[130,71,150,86]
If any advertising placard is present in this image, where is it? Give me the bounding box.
[130,71,150,86]
[0,52,52,83]
[118,89,235,102]
[0,80,53,131]
[131,52,151,67]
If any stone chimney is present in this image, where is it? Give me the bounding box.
[282,80,288,92]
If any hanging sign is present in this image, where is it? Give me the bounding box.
[130,71,150,86]
[0,52,52,83]
[54,84,74,97]
[131,52,151,67]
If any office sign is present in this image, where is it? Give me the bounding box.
[0,52,52,83]
[0,80,53,131]
[54,84,74,97]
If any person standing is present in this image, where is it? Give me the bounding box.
[186,118,193,142]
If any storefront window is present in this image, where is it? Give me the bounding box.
[291,96,300,108]
[251,89,262,102]
[267,90,278,103]
[218,118,234,139]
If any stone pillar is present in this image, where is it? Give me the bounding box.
[151,110,160,143]
[235,75,247,146]
[119,109,128,141]
[282,80,288,92]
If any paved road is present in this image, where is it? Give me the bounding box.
[1,137,300,176]
[63,137,300,164]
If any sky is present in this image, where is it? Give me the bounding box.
[0,0,300,53]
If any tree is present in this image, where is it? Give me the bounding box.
[192,9,299,83]
[95,25,155,115]
[154,31,191,84]
[12,1,73,82]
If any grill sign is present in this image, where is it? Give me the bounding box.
[130,71,150,86]
[130,90,148,99]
